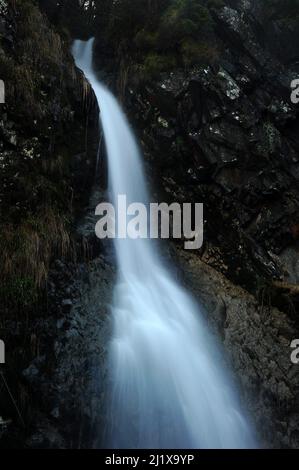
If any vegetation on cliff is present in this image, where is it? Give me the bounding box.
[0,0,97,314]
[263,0,299,25]
[40,0,223,79]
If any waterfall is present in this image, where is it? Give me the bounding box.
[72,39,257,449]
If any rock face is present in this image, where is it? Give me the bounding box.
[0,0,99,307]
[175,246,299,449]
[24,252,115,449]
[0,2,98,216]
[0,1,99,447]
[0,184,115,449]
[24,185,116,449]
[119,0,299,298]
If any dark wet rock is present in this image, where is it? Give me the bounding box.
[119,1,299,298]
[17,187,116,449]
[51,407,60,420]
[176,247,299,449]
[54,260,65,271]
[23,365,39,383]
[0,1,100,448]
[61,299,73,313]
[26,422,66,449]
[56,319,66,330]
[0,417,11,441]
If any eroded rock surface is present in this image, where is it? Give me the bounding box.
[120,0,299,297]
[176,247,299,448]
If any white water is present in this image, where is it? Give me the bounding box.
[73,39,257,449]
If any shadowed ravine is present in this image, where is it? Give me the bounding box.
[72,39,257,449]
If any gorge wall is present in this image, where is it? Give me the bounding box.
[104,0,299,299]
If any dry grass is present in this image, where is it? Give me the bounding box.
[41,154,66,176]
[0,0,91,311]
[75,70,98,113]
[0,207,71,289]
[272,281,299,296]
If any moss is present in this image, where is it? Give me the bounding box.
[135,29,159,51]
[142,53,177,78]
[263,0,299,27]
[92,0,219,82]
[0,52,15,81]
[0,207,71,292]
[0,277,38,308]
[180,39,219,66]
[206,0,224,9]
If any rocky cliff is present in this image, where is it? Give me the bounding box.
[0,0,99,446]
[112,0,299,300]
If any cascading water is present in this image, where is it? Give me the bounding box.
[72,39,257,449]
